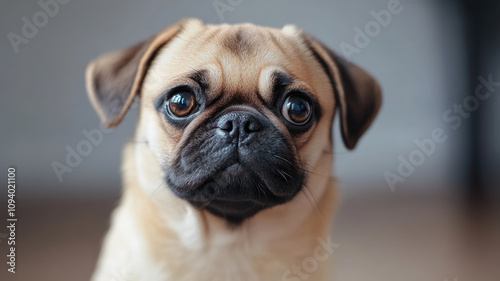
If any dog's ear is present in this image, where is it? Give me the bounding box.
[85,19,197,127]
[302,33,382,149]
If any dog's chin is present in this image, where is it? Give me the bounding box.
[167,163,304,224]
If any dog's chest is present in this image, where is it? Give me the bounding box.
[156,227,280,281]
[177,245,261,281]
[94,207,334,281]
[102,209,275,281]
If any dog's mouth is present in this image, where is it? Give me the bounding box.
[167,161,301,223]
[165,153,304,223]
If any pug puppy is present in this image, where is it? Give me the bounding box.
[86,19,381,281]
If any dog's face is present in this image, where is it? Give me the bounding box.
[86,19,381,223]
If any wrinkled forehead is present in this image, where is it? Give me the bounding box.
[143,23,326,102]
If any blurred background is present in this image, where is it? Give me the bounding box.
[0,0,499,280]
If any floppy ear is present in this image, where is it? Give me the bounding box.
[85,20,191,127]
[302,34,382,149]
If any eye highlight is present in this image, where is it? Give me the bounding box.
[166,91,196,118]
[281,94,312,125]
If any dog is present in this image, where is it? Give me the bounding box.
[86,19,381,281]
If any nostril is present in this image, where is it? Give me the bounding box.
[245,121,261,133]
[218,120,233,132]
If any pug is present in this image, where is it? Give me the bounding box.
[86,19,381,281]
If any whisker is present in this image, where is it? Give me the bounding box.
[301,183,325,218]
[280,169,292,180]
[199,196,215,208]
[260,183,268,199]
[151,182,166,196]
[274,154,294,166]
[274,154,330,179]
[277,169,290,184]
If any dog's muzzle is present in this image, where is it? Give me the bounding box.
[165,107,304,223]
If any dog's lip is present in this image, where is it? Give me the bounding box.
[190,197,271,206]
[213,198,276,207]
[204,199,262,213]
[211,198,253,202]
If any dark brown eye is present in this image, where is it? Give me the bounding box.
[281,94,312,125]
[167,91,196,117]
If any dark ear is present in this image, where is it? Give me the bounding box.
[302,34,382,149]
[85,20,190,127]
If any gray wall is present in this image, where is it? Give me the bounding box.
[1,0,496,198]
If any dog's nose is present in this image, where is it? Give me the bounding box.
[217,111,262,143]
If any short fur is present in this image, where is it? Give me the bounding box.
[86,19,381,281]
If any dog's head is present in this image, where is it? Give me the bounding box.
[86,19,381,223]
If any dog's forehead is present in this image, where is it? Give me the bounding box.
[145,23,318,100]
[192,23,303,63]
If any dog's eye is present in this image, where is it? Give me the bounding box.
[167,92,196,118]
[281,94,312,125]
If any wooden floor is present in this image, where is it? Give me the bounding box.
[2,192,499,281]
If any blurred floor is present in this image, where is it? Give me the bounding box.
[332,192,500,281]
[2,191,499,281]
